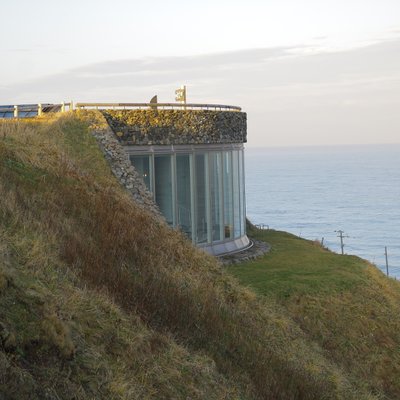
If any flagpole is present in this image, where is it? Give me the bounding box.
[175,85,187,110]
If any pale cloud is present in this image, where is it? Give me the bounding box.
[1,38,399,146]
[5,49,32,53]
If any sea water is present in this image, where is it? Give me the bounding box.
[245,144,400,278]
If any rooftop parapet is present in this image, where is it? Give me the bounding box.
[92,106,247,146]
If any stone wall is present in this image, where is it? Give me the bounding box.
[101,109,247,145]
[82,110,161,217]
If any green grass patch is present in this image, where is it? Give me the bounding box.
[227,226,400,399]
[228,229,369,299]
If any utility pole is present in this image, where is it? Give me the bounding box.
[385,246,389,276]
[335,230,349,255]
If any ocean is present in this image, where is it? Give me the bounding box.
[245,144,400,278]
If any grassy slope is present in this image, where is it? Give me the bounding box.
[0,112,394,399]
[0,115,241,400]
[229,224,400,399]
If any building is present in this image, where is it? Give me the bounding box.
[99,103,250,256]
[0,102,250,255]
[1,100,250,256]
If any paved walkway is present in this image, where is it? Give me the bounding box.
[219,238,270,265]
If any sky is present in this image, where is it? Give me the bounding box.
[1,0,399,146]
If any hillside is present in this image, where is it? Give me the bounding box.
[0,112,398,399]
[229,224,400,399]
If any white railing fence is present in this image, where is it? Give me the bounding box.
[75,102,241,112]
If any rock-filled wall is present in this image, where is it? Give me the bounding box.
[102,109,247,145]
[85,110,161,216]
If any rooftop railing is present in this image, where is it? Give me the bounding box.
[0,102,73,119]
[0,102,242,119]
[75,102,242,112]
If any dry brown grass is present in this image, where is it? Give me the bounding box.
[286,264,400,398]
[0,113,383,399]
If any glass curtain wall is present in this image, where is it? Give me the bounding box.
[129,148,246,249]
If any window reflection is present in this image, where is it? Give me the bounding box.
[233,151,241,238]
[130,155,151,190]
[239,150,245,236]
[195,154,208,244]
[154,155,173,225]
[176,155,192,239]
[210,152,222,241]
[223,152,233,239]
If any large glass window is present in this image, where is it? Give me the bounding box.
[128,146,247,254]
[239,150,246,236]
[232,150,241,238]
[130,155,151,190]
[209,152,222,241]
[154,155,173,225]
[176,154,192,239]
[223,151,233,239]
[195,154,209,244]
